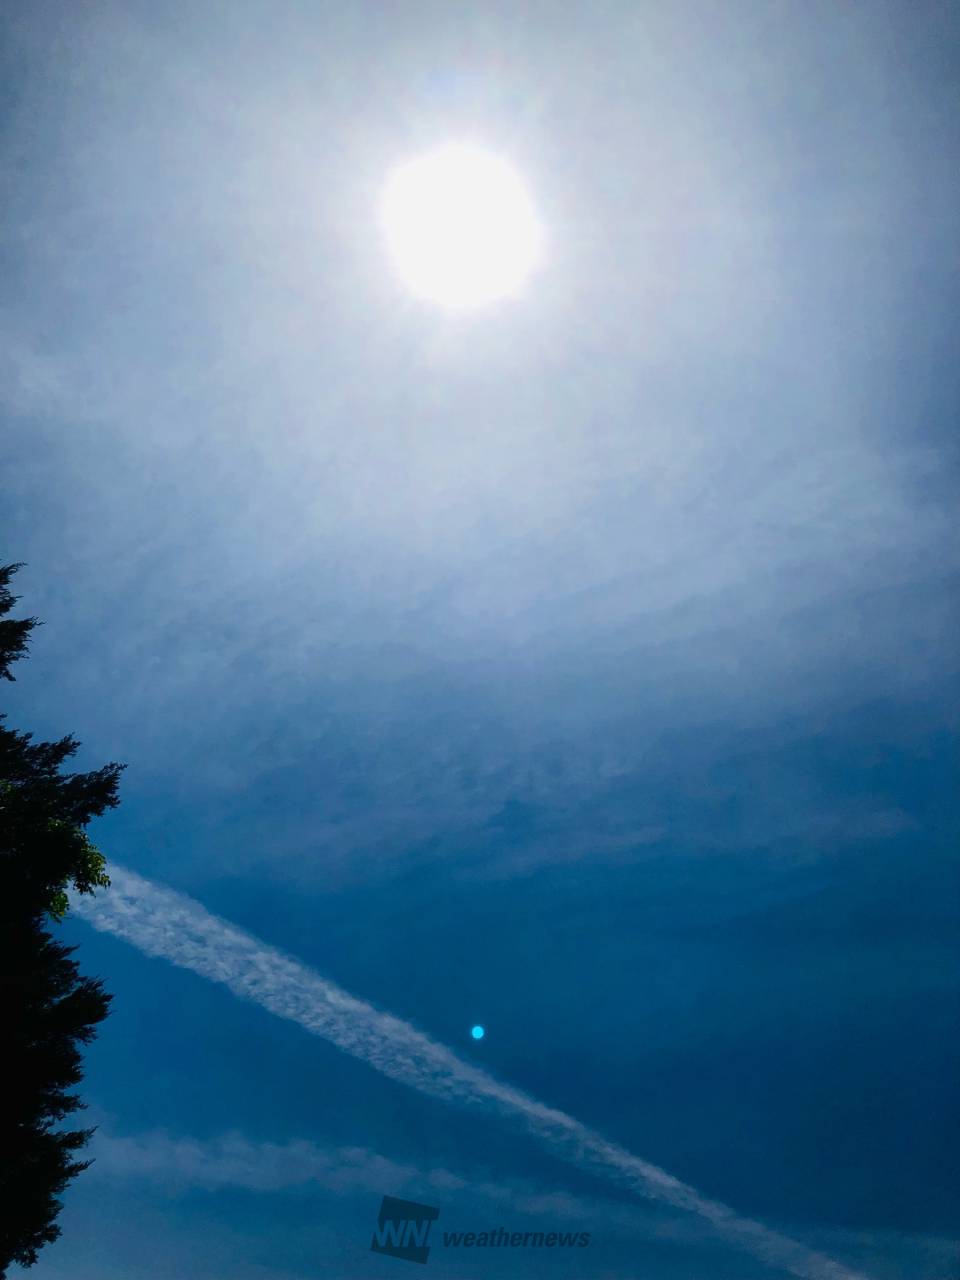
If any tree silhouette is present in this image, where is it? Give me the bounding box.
[0,564,123,1275]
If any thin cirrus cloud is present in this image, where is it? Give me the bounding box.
[78,1126,774,1251]
[72,866,869,1280]
[87,1126,680,1233]
[89,1129,427,1196]
[85,1127,959,1280]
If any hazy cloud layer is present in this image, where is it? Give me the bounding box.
[87,1126,959,1280]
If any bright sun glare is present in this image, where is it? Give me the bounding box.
[381,144,544,310]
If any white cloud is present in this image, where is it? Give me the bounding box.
[89,1130,418,1195]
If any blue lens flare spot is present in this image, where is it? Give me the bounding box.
[470,1025,485,1040]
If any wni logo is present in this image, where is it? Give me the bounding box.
[370,1195,440,1265]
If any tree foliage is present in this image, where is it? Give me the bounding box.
[0,564,123,1275]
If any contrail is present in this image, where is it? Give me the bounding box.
[72,866,868,1280]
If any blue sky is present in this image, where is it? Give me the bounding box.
[2,1,958,1277]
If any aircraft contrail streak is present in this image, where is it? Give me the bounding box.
[72,866,869,1280]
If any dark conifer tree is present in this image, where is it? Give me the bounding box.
[0,564,123,1275]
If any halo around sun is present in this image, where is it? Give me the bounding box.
[380,145,544,310]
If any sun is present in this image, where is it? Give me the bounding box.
[380,144,544,310]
